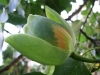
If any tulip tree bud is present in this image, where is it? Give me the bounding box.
[5,6,76,65]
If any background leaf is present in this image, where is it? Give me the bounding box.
[45,0,75,13]
[53,57,91,75]
[7,14,27,25]
[72,20,82,35]
[59,0,76,12]
[0,0,8,5]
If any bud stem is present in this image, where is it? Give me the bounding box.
[70,52,100,63]
[46,66,55,75]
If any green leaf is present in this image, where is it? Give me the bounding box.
[81,2,91,16]
[0,0,8,5]
[24,3,45,16]
[7,14,27,25]
[5,34,71,65]
[72,20,82,35]
[59,0,76,12]
[85,24,94,36]
[0,4,5,10]
[79,34,87,43]
[89,13,95,24]
[21,72,45,75]
[53,57,91,75]
[3,45,13,59]
[44,0,75,13]
[45,0,63,14]
[45,6,76,46]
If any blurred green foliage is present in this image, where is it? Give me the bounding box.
[0,0,100,75]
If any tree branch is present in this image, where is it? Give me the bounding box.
[77,1,95,47]
[80,29,96,44]
[80,29,100,47]
[81,3,94,29]
[4,29,12,34]
[0,54,23,74]
[66,0,90,20]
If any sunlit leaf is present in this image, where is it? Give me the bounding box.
[72,20,82,35]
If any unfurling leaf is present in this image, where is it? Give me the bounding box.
[45,6,76,46]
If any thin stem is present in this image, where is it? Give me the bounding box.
[46,66,55,75]
[80,29,96,44]
[82,47,100,56]
[70,52,100,63]
[81,1,94,30]
[66,0,89,20]
[4,29,12,34]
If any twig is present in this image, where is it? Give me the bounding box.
[0,54,23,74]
[66,0,90,20]
[4,29,12,34]
[77,1,95,47]
[80,29,100,47]
[80,29,96,44]
[81,2,94,29]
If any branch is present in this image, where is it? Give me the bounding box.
[66,0,90,20]
[81,3,94,29]
[4,29,12,34]
[80,29,96,44]
[0,54,23,74]
[80,29,100,47]
[77,1,95,48]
